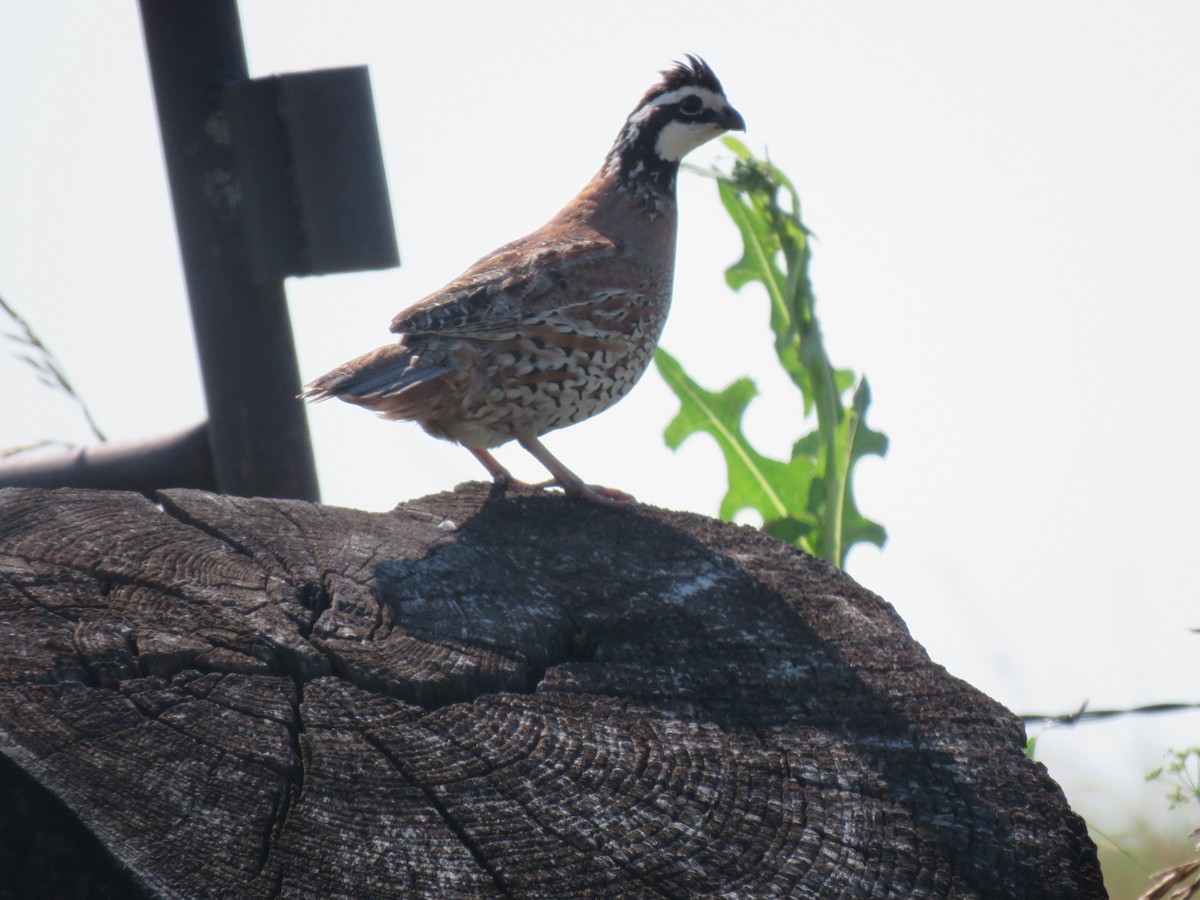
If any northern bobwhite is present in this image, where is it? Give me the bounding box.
[304,56,744,506]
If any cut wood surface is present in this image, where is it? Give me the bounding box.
[0,484,1105,898]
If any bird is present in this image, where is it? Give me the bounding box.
[303,56,744,507]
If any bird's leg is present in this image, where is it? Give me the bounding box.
[516,435,635,508]
[468,447,553,498]
[468,447,519,498]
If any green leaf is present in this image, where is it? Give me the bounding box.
[660,142,888,567]
[656,348,816,524]
[850,378,889,460]
[715,164,811,408]
[823,378,888,563]
[763,516,816,548]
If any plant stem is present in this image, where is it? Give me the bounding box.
[784,221,845,566]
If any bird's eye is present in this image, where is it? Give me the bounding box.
[679,95,705,116]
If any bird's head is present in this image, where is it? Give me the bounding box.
[605,55,745,193]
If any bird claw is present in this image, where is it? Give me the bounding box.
[491,474,635,508]
[567,483,636,508]
[536,481,636,508]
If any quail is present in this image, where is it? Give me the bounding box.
[304,56,744,507]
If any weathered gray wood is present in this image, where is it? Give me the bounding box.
[0,484,1105,898]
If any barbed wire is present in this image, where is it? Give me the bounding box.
[1022,701,1200,727]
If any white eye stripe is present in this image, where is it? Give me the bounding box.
[628,87,725,125]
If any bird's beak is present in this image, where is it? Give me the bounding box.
[718,105,746,132]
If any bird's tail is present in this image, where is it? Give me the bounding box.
[301,341,453,405]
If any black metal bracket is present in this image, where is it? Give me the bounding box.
[223,67,399,282]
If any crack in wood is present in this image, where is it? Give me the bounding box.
[362,729,514,897]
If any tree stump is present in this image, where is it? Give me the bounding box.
[0,484,1105,898]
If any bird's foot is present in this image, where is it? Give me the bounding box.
[512,435,637,509]
[476,439,636,508]
[502,475,635,508]
[489,474,546,496]
[569,483,636,508]
[487,476,510,500]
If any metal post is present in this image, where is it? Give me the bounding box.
[138,0,320,501]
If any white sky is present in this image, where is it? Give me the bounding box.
[3,0,1199,851]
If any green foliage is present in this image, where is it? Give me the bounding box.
[656,350,817,525]
[657,138,886,567]
[1146,747,1200,810]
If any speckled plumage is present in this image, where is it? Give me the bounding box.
[305,56,744,506]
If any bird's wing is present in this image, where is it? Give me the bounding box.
[389,233,623,339]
